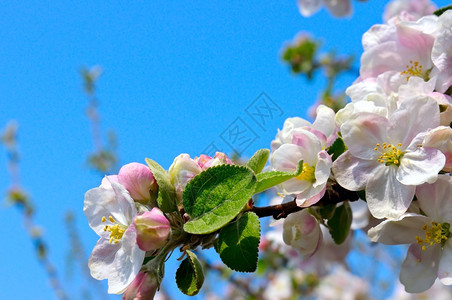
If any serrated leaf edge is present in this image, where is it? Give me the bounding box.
[218,212,261,273]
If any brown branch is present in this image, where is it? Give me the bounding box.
[251,182,359,219]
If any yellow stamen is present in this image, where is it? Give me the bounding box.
[416,222,451,251]
[101,215,127,244]
[374,142,404,166]
[401,60,428,81]
[295,163,316,183]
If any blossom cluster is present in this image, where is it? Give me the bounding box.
[270,7,452,294]
[83,2,452,299]
[84,153,233,298]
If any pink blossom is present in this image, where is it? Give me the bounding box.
[118,163,157,203]
[134,208,170,251]
[123,272,158,300]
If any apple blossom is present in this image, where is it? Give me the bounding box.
[271,105,336,151]
[282,209,322,258]
[369,175,452,293]
[271,130,332,207]
[84,179,145,294]
[360,14,439,84]
[134,207,170,251]
[333,96,445,219]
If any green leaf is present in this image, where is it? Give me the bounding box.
[183,165,256,234]
[327,137,346,161]
[434,5,452,16]
[145,158,177,213]
[254,160,303,194]
[246,149,270,174]
[327,201,352,245]
[175,250,204,296]
[217,212,261,272]
[317,203,337,220]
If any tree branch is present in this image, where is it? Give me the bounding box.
[251,182,359,219]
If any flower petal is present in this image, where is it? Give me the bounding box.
[341,113,388,160]
[332,151,379,191]
[368,214,429,245]
[108,224,145,294]
[416,175,452,222]
[88,237,121,280]
[397,146,445,186]
[366,165,415,219]
[400,244,441,293]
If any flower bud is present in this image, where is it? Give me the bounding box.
[168,154,202,201]
[123,272,157,300]
[282,210,322,258]
[195,152,232,170]
[118,163,157,203]
[134,208,170,251]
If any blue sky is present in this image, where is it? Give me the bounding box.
[0,1,449,299]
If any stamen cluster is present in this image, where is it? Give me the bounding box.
[374,143,404,166]
[416,221,451,251]
[102,215,126,244]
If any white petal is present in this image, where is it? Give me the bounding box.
[108,225,145,294]
[312,105,336,141]
[368,214,429,245]
[397,147,445,185]
[416,175,452,222]
[438,240,452,286]
[88,237,121,280]
[84,182,135,235]
[291,130,322,165]
[271,144,304,172]
[110,181,137,224]
[400,244,441,293]
[390,96,440,146]
[366,166,415,219]
[332,151,379,191]
[281,177,311,195]
[341,113,388,160]
[313,150,332,189]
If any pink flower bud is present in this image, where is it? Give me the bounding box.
[123,272,157,300]
[118,163,157,203]
[195,152,232,170]
[282,210,322,258]
[134,208,170,251]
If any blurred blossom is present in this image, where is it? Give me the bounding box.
[384,0,437,23]
[1,120,18,150]
[313,265,370,300]
[263,271,292,300]
[297,0,352,18]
